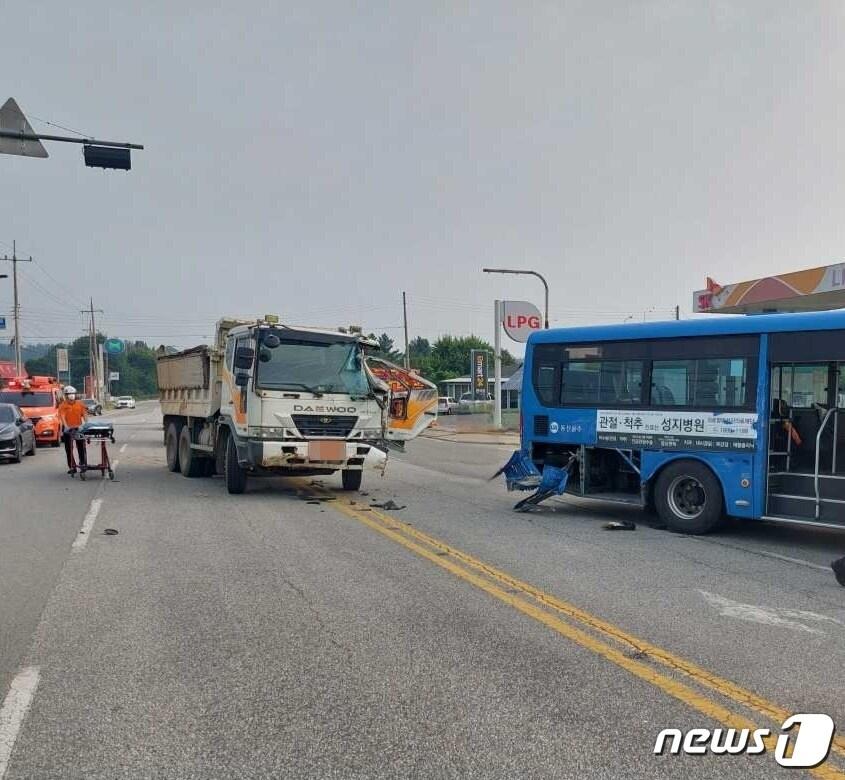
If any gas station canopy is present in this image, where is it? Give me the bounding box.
[693,262,845,314]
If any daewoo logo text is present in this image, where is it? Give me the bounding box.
[654,714,835,768]
[292,405,356,413]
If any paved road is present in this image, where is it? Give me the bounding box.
[1,403,845,778]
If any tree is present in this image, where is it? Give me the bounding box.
[407,335,516,385]
[375,333,402,363]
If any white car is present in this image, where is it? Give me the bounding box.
[437,396,458,415]
[113,396,136,409]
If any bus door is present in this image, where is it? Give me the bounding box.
[769,363,836,474]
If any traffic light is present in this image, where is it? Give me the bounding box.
[83,144,131,170]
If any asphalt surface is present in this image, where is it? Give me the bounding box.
[1,401,844,778]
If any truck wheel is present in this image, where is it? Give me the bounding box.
[225,435,248,494]
[178,426,203,478]
[165,422,181,472]
[654,460,723,535]
[341,469,362,491]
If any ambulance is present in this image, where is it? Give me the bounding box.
[0,376,64,446]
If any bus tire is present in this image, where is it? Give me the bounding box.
[225,434,248,494]
[341,469,362,491]
[179,426,203,478]
[654,459,723,535]
[165,422,181,472]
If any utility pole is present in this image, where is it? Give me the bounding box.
[402,291,410,369]
[80,298,103,401]
[1,241,33,375]
[675,304,680,321]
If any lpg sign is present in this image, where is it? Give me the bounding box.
[502,300,542,343]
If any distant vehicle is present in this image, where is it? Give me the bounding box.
[113,396,136,409]
[82,398,103,415]
[0,376,63,447]
[460,391,492,403]
[437,396,457,414]
[0,402,36,462]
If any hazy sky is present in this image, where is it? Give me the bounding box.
[3,2,844,350]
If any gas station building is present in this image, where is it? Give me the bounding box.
[693,262,845,314]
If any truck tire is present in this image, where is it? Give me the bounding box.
[654,459,723,535]
[165,422,181,472]
[225,434,248,494]
[341,469,362,491]
[178,426,203,478]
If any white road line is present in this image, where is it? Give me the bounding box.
[119,444,127,453]
[72,498,103,551]
[0,666,40,779]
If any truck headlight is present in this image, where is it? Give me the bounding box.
[248,426,285,439]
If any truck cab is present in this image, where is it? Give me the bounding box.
[158,317,437,494]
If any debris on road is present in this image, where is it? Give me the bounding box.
[103,528,119,535]
[603,521,636,531]
[370,499,406,510]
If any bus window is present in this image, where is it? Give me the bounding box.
[651,358,748,408]
[561,360,643,405]
[535,362,557,405]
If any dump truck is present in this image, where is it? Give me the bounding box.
[157,316,437,493]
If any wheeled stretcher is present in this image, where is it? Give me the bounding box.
[70,420,116,481]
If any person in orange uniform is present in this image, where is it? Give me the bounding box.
[58,385,88,474]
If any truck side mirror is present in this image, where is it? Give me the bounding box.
[234,347,254,370]
[235,372,249,388]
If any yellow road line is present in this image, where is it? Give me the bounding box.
[356,500,845,760]
[313,488,845,779]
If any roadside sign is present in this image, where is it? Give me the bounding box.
[470,349,488,401]
[56,348,69,372]
[0,98,48,159]
[104,338,124,355]
[0,316,5,330]
[109,371,119,381]
[501,300,542,343]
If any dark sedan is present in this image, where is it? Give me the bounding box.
[0,403,36,462]
[82,398,103,415]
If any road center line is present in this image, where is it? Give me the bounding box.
[0,666,40,779]
[72,498,103,551]
[310,485,845,776]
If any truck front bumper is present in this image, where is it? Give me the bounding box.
[247,439,374,470]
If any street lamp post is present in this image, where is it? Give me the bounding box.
[482,268,549,329]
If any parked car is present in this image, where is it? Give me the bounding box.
[113,396,136,409]
[82,398,102,415]
[437,396,458,415]
[0,403,36,462]
[459,391,492,403]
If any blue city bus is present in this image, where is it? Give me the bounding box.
[514,309,845,533]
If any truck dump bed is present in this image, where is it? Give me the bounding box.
[157,345,221,419]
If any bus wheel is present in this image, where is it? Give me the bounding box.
[654,460,723,535]
[341,469,362,491]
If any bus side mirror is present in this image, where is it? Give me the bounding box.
[234,347,254,370]
[235,372,249,388]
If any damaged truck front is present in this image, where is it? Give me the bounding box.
[157,317,437,494]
